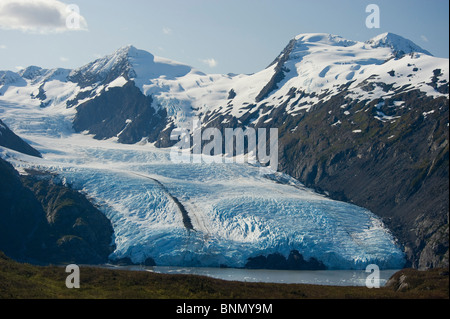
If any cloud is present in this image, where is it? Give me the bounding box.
[0,44,6,49]
[59,56,69,62]
[162,27,172,35]
[200,58,218,68]
[420,35,429,42]
[0,0,88,33]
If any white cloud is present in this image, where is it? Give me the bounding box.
[59,56,69,62]
[0,0,88,33]
[162,27,172,35]
[200,58,218,68]
[420,35,429,42]
[0,44,6,49]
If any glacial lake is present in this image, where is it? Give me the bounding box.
[101,265,400,287]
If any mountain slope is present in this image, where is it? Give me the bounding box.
[0,157,115,264]
[72,81,169,145]
[277,89,449,269]
[0,119,41,157]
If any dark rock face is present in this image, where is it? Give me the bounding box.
[0,158,115,265]
[21,174,115,264]
[0,119,41,158]
[67,54,131,88]
[245,250,327,270]
[0,158,49,262]
[73,81,169,145]
[255,39,296,102]
[227,89,236,100]
[276,89,449,269]
[143,257,156,266]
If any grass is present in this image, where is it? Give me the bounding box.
[0,252,448,299]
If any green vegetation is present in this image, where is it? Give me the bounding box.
[1,252,448,299]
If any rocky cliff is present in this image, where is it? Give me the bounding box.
[0,158,115,265]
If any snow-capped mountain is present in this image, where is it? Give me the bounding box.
[365,32,432,56]
[2,32,446,139]
[0,32,448,269]
[1,32,446,135]
[68,45,201,88]
[197,32,446,124]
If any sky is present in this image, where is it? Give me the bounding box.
[0,0,449,75]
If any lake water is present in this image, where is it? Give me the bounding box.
[103,265,400,287]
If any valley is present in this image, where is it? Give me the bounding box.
[1,32,448,270]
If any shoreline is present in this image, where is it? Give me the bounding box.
[91,263,401,287]
[1,252,448,299]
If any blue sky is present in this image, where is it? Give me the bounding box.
[0,0,448,74]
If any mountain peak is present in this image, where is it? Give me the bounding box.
[294,33,357,47]
[267,33,357,69]
[113,45,155,61]
[366,32,432,56]
[18,66,44,80]
[68,45,155,87]
[68,45,196,89]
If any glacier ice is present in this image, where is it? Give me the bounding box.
[0,99,406,270]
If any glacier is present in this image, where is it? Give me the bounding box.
[4,32,442,270]
[0,98,406,270]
